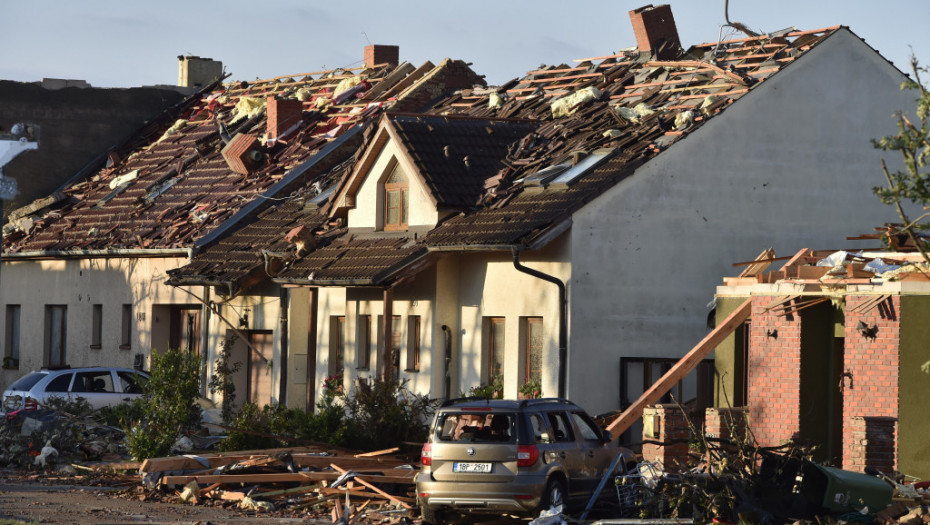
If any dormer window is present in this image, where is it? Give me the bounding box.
[383,164,408,231]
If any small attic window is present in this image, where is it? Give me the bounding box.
[521,163,572,188]
[383,163,408,231]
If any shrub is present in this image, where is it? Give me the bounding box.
[208,336,242,425]
[124,348,202,460]
[467,375,503,399]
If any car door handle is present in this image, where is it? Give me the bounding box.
[587,451,595,458]
[559,451,566,458]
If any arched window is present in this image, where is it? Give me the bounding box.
[383,164,408,230]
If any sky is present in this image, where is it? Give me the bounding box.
[2,1,929,89]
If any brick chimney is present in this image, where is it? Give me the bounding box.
[364,45,399,68]
[266,96,304,141]
[629,4,682,60]
[222,133,263,174]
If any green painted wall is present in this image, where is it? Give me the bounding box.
[898,296,930,478]
[714,296,748,407]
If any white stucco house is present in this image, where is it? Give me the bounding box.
[166,12,916,424]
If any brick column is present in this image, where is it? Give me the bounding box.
[842,295,901,472]
[705,407,749,446]
[747,296,803,448]
[641,404,691,472]
[846,416,897,473]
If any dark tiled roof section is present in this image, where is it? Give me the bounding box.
[427,28,841,211]
[276,236,426,285]
[3,60,480,254]
[387,114,539,208]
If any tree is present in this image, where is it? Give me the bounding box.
[872,55,930,264]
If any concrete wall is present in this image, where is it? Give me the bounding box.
[0,255,193,393]
[569,29,909,416]
[0,80,186,212]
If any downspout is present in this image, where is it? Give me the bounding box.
[200,286,211,397]
[441,325,453,400]
[512,247,567,398]
[278,288,289,405]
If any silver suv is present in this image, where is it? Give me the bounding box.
[417,398,636,523]
[2,367,149,415]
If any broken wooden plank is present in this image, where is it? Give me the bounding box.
[161,470,415,487]
[354,447,399,458]
[329,464,413,510]
[605,297,752,437]
[737,248,776,278]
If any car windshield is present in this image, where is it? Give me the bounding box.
[437,412,514,443]
[8,372,48,392]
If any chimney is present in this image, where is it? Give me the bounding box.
[178,55,223,88]
[266,96,304,141]
[364,45,399,68]
[221,133,263,174]
[629,5,682,60]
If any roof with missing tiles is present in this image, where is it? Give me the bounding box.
[172,25,860,292]
[2,58,484,256]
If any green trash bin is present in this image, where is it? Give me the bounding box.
[797,462,893,513]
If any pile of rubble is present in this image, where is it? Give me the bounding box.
[137,445,418,523]
[0,406,130,469]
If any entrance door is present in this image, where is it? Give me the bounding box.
[249,331,274,406]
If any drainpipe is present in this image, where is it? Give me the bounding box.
[278,288,289,404]
[441,325,453,400]
[512,248,567,398]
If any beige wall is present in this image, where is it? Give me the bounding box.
[0,255,195,392]
[347,141,438,230]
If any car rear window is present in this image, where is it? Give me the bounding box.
[436,412,514,443]
[9,372,48,391]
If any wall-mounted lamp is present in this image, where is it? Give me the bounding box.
[856,320,878,339]
[766,328,778,339]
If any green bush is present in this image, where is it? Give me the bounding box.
[124,348,202,460]
[217,376,437,452]
[467,375,503,399]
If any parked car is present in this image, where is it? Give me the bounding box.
[1,367,149,414]
[417,398,637,523]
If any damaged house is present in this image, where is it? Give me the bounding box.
[0,45,484,405]
[163,5,916,420]
[713,233,930,477]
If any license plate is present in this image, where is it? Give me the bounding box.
[453,462,492,473]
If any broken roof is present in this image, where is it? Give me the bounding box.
[169,25,863,292]
[2,58,484,256]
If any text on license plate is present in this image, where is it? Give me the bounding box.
[453,462,492,473]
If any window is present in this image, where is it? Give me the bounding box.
[406,316,421,372]
[117,370,148,394]
[90,305,102,349]
[484,317,505,382]
[45,373,73,393]
[529,413,550,444]
[571,412,602,441]
[383,163,408,230]
[329,316,346,377]
[546,411,574,442]
[4,305,21,368]
[120,304,132,349]
[74,371,115,393]
[44,305,67,368]
[357,315,371,370]
[522,317,543,384]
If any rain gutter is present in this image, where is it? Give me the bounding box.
[3,248,192,260]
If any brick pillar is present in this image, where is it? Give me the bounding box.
[846,416,897,473]
[641,404,691,472]
[747,296,803,448]
[705,407,749,447]
[842,295,900,471]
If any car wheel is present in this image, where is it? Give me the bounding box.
[541,477,566,511]
[420,504,445,525]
